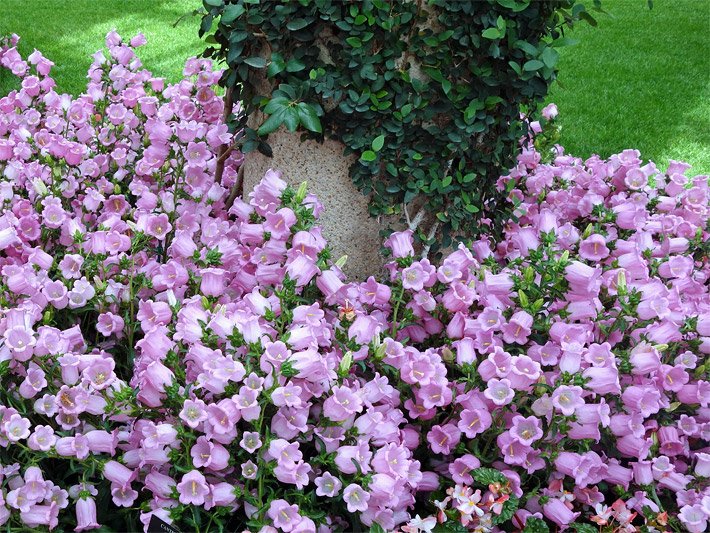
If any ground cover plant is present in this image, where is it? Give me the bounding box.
[0,32,709,532]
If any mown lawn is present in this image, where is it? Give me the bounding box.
[1,0,708,174]
[0,0,204,95]
[547,0,710,173]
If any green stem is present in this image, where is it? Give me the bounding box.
[648,484,664,512]
[390,283,405,337]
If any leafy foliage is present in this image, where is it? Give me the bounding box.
[471,467,509,486]
[523,517,551,532]
[200,0,600,252]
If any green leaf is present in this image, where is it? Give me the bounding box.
[286,58,306,73]
[472,467,508,485]
[442,174,452,187]
[296,103,322,133]
[286,18,309,31]
[541,47,559,68]
[433,522,468,533]
[203,0,222,6]
[497,0,530,11]
[257,108,286,136]
[267,54,286,77]
[523,59,545,71]
[346,37,362,48]
[464,100,484,122]
[263,96,290,114]
[465,203,480,213]
[482,28,501,39]
[220,3,245,23]
[283,107,300,132]
[571,524,597,533]
[369,524,386,533]
[516,40,539,55]
[423,67,444,83]
[492,496,519,525]
[518,289,529,307]
[523,517,550,533]
[244,56,266,68]
[372,135,385,152]
[361,150,377,162]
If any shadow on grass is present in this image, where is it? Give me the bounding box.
[0,0,205,96]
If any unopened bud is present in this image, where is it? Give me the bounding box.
[338,351,353,376]
[32,178,48,196]
[616,270,627,295]
[524,266,535,284]
[92,276,106,293]
[582,223,593,239]
[166,289,177,307]
[335,255,348,269]
[295,181,308,203]
[650,430,659,447]
[653,344,669,352]
[441,346,455,363]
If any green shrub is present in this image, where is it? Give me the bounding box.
[200,0,599,252]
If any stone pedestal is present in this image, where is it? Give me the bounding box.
[241,129,386,280]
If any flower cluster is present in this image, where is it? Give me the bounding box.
[0,32,709,533]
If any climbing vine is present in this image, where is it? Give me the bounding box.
[200,0,601,252]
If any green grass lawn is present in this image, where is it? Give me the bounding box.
[0,0,204,96]
[0,0,708,174]
[547,0,710,174]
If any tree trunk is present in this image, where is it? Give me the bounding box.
[241,129,387,280]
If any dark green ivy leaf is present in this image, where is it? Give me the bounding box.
[243,56,266,68]
[257,108,286,136]
[523,59,545,71]
[372,134,385,152]
[541,47,559,68]
[221,4,245,23]
[283,107,300,132]
[263,96,290,114]
[297,102,322,133]
[286,18,309,31]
